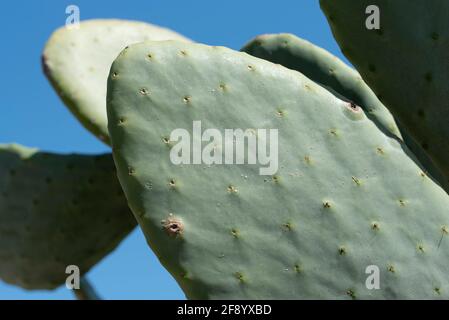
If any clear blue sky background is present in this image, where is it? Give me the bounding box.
[0,0,348,300]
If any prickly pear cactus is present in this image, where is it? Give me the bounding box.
[107,41,449,299]
[42,19,191,145]
[319,0,449,189]
[241,33,449,193]
[0,144,136,289]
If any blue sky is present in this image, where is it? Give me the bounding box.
[0,0,347,299]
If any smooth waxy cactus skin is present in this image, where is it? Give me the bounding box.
[107,41,449,299]
[242,33,399,138]
[0,144,136,289]
[319,0,449,189]
[241,33,449,193]
[42,19,191,145]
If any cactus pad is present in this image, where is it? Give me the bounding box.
[242,33,400,138]
[320,0,449,190]
[241,33,449,193]
[0,144,136,289]
[42,19,191,145]
[107,41,449,299]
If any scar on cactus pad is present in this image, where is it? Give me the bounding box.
[162,215,184,237]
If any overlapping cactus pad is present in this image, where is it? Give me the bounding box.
[242,33,400,138]
[107,41,449,299]
[0,144,136,289]
[42,19,191,145]
[320,0,449,190]
[242,32,449,193]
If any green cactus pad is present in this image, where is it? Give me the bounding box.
[241,33,449,193]
[42,19,191,145]
[0,144,136,290]
[320,0,449,189]
[107,41,449,299]
[242,33,400,138]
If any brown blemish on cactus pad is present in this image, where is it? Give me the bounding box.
[162,215,184,237]
[417,244,425,253]
[117,117,126,126]
[234,272,245,283]
[323,201,332,209]
[294,264,301,273]
[183,96,191,104]
[139,88,149,95]
[346,289,356,299]
[304,155,312,165]
[352,176,361,186]
[282,222,293,231]
[348,102,361,112]
[343,102,364,121]
[276,109,285,117]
